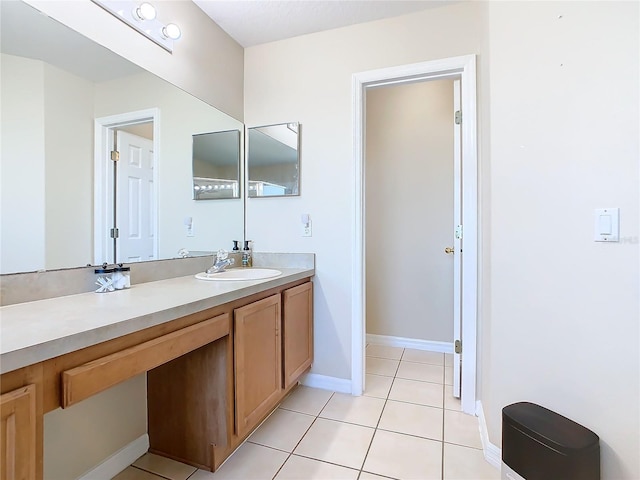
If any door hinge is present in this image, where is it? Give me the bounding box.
[455,225,463,240]
[110,150,120,162]
[454,110,462,125]
[110,227,119,239]
[454,339,462,354]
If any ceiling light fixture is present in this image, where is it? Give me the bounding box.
[162,23,181,40]
[92,0,181,53]
[133,2,156,21]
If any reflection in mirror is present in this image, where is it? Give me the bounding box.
[0,0,244,274]
[247,123,300,197]
[192,130,241,200]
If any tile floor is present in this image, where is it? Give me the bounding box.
[114,345,499,480]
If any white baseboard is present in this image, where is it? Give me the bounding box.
[476,401,502,470]
[300,373,351,393]
[79,434,149,480]
[366,333,454,353]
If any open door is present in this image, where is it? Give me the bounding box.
[452,78,462,399]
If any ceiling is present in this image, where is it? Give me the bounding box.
[193,1,453,48]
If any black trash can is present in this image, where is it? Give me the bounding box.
[502,402,600,480]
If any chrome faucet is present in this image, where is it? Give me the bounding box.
[206,249,235,274]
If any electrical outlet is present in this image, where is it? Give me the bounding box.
[302,220,312,237]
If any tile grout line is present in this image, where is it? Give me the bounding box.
[357,349,405,478]
[440,356,447,480]
[269,388,336,480]
[129,465,173,480]
[441,378,446,480]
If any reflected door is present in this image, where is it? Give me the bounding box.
[116,131,155,263]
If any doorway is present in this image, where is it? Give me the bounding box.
[352,55,478,415]
[94,109,160,265]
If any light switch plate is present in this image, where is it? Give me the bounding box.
[594,208,619,242]
[302,220,312,237]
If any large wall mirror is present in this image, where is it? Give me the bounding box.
[247,123,300,197]
[192,130,241,200]
[0,0,245,274]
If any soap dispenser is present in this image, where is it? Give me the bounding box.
[242,240,252,267]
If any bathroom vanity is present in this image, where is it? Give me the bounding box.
[0,267,314,479]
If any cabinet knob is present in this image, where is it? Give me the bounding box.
[444,247,455,254]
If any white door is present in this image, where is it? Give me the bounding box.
[452,79,462,398]
[116,130,155,263]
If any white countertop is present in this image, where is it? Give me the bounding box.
[0,267,313,374]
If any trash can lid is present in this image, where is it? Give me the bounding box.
[503,402,599,454]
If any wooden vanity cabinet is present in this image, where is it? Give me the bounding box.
[232,281,314,439]
[0,364,43,480]
[234,294,282,437]
[282,282,313,389]
[0,276,313,478]
[1,385,37,480]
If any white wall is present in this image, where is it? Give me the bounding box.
[24,0,245,120]
[365,80,454,342]
[244,0,488,385]
[44,63,95,270]
[485,2,639,478]
[1,58,98,273]
[1,55,46,274]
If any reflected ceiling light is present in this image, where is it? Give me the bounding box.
[162,23,181,40]
[133,2,156,21]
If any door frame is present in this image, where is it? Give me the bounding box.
[351,55,478,415]
[94,108,160,265]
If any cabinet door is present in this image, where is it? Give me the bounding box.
[234,294,281,437]
[282,282,313,389]
[1,384,36,480]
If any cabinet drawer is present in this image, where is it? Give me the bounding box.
[62,314,229,407]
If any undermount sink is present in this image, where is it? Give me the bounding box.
[195,268,282,281]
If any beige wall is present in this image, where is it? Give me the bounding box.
[23,0,244,120]
[485,2,639,478]
[244,1,489,381]
[245,1,639,478]
[365,80,454,342]
[44,376,147,479]
[242,5,491,454]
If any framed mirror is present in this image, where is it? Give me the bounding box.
[247,122,300,197]
[192,129,241,200]
[0,0,245,274]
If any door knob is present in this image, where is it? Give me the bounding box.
[444,247,455,254]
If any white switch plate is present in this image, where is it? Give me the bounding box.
[594,208,619,242]
[184,216,194,237]
[302,220,312,237]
